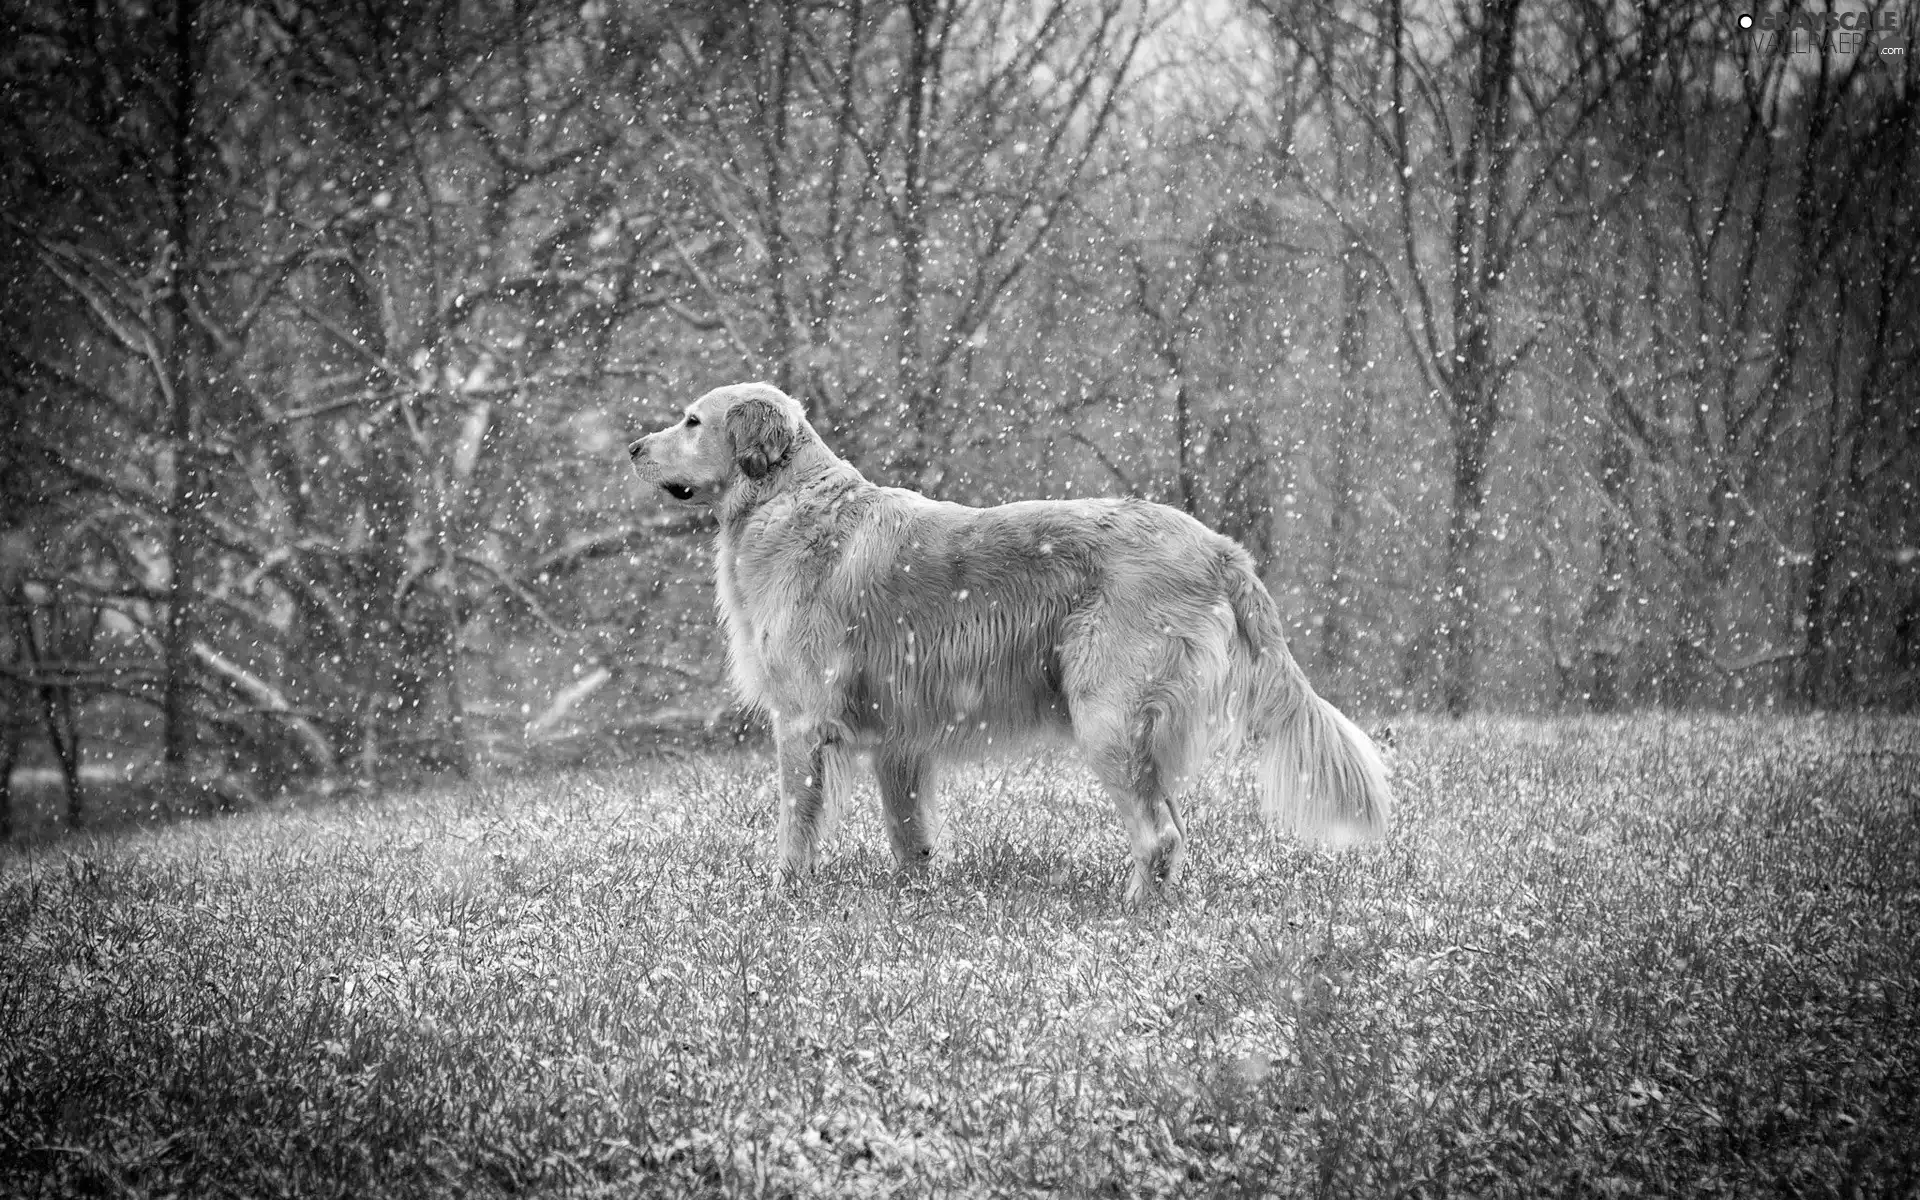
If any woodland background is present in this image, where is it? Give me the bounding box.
[1,0,1915,828]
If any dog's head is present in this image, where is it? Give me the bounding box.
[628,382,806,506]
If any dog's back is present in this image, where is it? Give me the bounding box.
[729,483,1245,752]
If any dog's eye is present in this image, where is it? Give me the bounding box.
[685,414,700,428]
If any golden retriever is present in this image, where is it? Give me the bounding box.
[630,382,1391,901]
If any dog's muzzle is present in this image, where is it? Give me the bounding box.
[628,435,663,482]
[628,435,700,503]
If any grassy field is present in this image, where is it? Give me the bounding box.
[2,718,1916,1198]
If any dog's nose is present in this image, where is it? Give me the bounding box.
[626,437,646,459]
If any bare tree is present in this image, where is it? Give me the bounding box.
[686,0,1148,487]
[1546,0,1918,707]
[1260,0,1686,712]
[2,0,236,801]
[157,0,207,795]
[1,0,738,794]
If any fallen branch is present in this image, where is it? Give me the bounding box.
[530,513,717,578]
[191,643,337,772]
[526,666,617,739]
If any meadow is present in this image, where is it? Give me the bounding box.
[2,717,1916,1198]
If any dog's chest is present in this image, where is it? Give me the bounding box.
[715,523,844,716]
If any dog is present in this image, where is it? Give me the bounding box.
[629,382,1391,901]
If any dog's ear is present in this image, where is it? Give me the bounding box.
[726,395,793,481]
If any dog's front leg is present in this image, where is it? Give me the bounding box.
[773,719,832,885]
[875,748,938,872]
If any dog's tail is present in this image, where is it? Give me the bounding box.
[1224,552,1392,844]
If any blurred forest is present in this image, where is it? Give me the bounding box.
[2,0,1916,827]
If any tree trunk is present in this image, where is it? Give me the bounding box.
[892,0,939,486]
[23,601,86,828]
[1441,401,1495,717]
[1173,379,1197,516]
[758,0,800,393]
[1436,0,1522,718]
[1579,421,1633,712]
[1323,249,1372,682]
[1801,461,1845,708]
[160,0,203,798]
[0,709,16,842]
[38,675,83,830]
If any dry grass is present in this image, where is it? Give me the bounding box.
[3,717,1917,1197]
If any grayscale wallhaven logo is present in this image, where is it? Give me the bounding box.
[1737,5,1909,60]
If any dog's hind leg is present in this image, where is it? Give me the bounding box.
[1076,696,1189,905]
[874,748,939,872]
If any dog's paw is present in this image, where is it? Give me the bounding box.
[768,865,800,897]
[888,843,939,878]
[1122,863,1159,910]
[769,851,820,896]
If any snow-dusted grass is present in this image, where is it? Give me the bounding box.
[3,717,1916,1197]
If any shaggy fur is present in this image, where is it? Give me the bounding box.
[630,382,1392,901]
